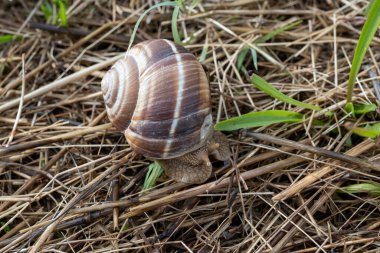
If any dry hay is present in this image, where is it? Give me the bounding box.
[1,0,380,252]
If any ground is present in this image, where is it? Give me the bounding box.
[0,1,380,252]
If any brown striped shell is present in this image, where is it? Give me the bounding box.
[101,39,213,159]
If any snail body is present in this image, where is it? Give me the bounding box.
[102,39,230,184]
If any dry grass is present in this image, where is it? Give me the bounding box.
[1,0,380,252]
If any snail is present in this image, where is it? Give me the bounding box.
[101,39,230,184]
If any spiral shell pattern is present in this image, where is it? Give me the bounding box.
[101,39,212,159]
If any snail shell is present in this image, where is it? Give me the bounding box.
[101,39,213,159]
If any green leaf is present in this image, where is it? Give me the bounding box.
[143,162,164,191]
[199,44,208,63]
[312,119,327,126]
[171,5,182,44]
[175,0,186,11]
[364,0,377,15]
[215,110,304,131]
[41,1,53,21]
[121,223,129,232]
[191,0,202,7]
[339,183,380,196]
[236,20,301,71]
[346,122,380,138]
[345,135,353,147]
[367,122,380,132]
[57,0,67,27]
[240,65,248,75]
[0,222,10,233]
[353,103,377,114]
[351,126,379,138]
[0,35,22,44]
[237,47,257,71]
[251,74,321,111]
[237,48,249,70]
[255,20,303,44]
[346,0,380,103]
[128,1,178,51]
[250,48,258,70]
[344,102,355,117]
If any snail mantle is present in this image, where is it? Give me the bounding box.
[101,39,230,184]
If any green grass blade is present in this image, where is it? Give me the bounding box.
[198,43,208,62]
[351,126,379,138]
[0,34,22,44]
[58,0,67,26]
[57,0,67,27]
[364,0,377,15]
[339,183,380,196]
[171,5,182,44]
[175,0,185,11]
[344,102,355,117]
[345,122,380,138]
[237,20,301,71]
[353,103,377,114]
[191,0,202,7]
[251,74,321,111]
[41,1,52,22]
[143,162,164,191]
[128,1,178,51]
[214,110,304,131]
[255,20,302,44]
[346,0,380,103]
[367,122,380,132]
[237,48,249,70]
[0,222,10,233]
[250,48,258,70]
